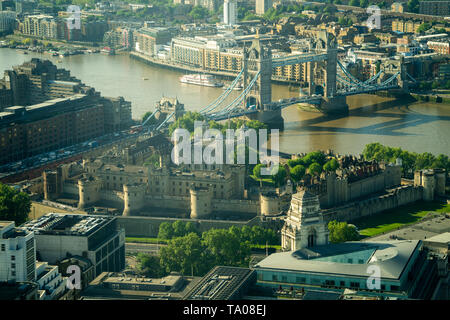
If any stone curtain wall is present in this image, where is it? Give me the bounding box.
[323,185,423,223]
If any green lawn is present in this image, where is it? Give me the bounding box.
[125,237,168,244]
[352,201,450,238]
[249,174,275,186]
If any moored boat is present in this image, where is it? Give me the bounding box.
[179,74,223,87]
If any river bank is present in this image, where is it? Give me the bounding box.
[1,47,449,156]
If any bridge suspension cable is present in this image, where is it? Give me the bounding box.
[208,71,261,117]
[337,60,383,86]
[156,111,175,131]
[142,108,160,127]
[198,68,245,114]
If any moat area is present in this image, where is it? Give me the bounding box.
[1,48,449,156]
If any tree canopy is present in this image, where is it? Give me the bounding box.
[362,142,450,177]
[328,220,360,243]
[0,183,31,226]
[290,164,306,183]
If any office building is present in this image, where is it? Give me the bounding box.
[82,272,199,299]
[419,0,450,16]
[22,213,126,277]
[224,0,237,25]
[183,266,256,300]
[254,240,442,299]
[35,261,67,300]
[0,11,15,34]
[0,221,36,282]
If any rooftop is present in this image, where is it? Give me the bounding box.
[183,266,255,300]
[22,213,113,236]
[255,240,421,280]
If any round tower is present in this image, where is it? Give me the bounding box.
[123,183,145,216]
[78,176,101,209]
[260,192,280,216]
[422,170,435,202]
[190,186,213,219]
[434,169,446,197]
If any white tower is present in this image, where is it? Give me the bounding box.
[281,190,329,251]
[224,0,237,25]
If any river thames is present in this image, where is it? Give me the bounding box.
[1,48,449,156]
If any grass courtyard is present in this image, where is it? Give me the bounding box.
[352,200,450,238]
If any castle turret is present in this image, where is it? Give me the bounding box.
[43,168,63,201]
[423,170,435,201]
[414,169,445,201]
[434,169,446,197]
[190,185,213,219]
[260,192,280,216]
[78,176,101,209]
[123,183,145,216]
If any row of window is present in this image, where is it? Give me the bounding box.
[263,274,397,292]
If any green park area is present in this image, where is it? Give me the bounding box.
[353,201,450,238]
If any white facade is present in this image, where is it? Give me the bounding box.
[0,221,36,282]
[35,262,67,300]
[224,0,237,25]
[281,190,329,251]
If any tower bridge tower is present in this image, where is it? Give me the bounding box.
[306,31,348,114]
[242,39,284,129]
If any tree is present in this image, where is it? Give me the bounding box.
[172,220,187,237]
[302,151,326,166]
[136,253,165,278]
[201,228,250,267]
[349,0,359,6]
[328,220,360,243]
[290,164,306,183]
[189,6,209,21]
[407,0,419,13]
[323,159,339,172]
[158,222,174,240]
[0,183,31,226]
[359,0,368,8]
[308,163,322,176]
[271,165,287,187]
[417,22,431,33]
[160,232,209,276]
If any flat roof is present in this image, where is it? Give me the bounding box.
[255,240,421,280]
[425,232,450,244]
[183,266,255,300]
[22,213,113,236]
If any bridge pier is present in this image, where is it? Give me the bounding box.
[297,96,348,114]
[246,108,284,130]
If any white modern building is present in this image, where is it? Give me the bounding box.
[22,213,126,277]
[0,221,36,282]
[35,261,67,300]
[223,0,237,25]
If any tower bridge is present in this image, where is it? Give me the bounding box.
[144,31,411,130]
